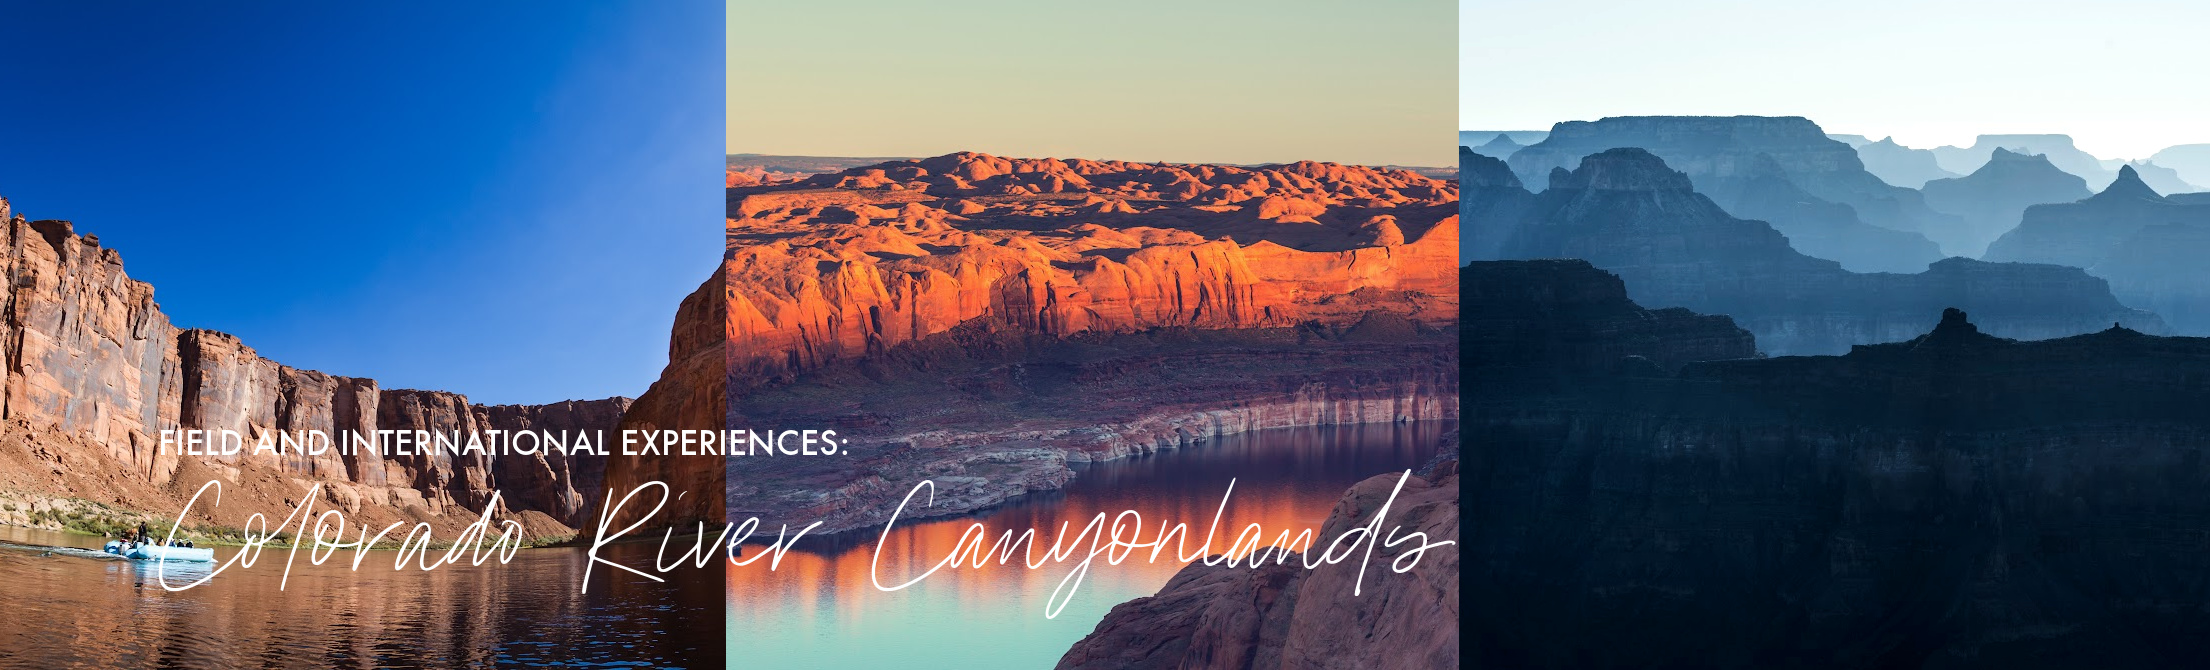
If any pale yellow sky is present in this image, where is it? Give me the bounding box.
[729,0,1454,167]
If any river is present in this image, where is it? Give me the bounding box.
[0,522,722,668]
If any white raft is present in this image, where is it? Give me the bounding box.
[103,540,215,563]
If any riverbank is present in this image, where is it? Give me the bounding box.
[0,490,577,550]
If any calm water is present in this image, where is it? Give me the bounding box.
[725,422,1450,669]
[0,524,722,668]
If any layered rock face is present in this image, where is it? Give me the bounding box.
[1464,274,2210,667]
[1056,456,1460,670]
[1463,148,2165,355]
[1984,167,2210,333]
[1505,116,1953,268]
[1919,148,2091,257]
[597,267,727,530]
[0,198,634,534]
[1983,166,2199,267]
[724,153,1459,534]
[1850,136,1958,189]
[725,152,1456,397]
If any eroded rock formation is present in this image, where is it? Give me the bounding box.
[1463,148,2165,355]
[1984,166,2210,333]
[1919,148,2091,257]
[597,266,727,530]
[724,153,1460,534]
[1466,263,2210,667]
[0,197,643,537]
[1504,116,1952,268]
[1461,259,2210,667]
[1931,133,2112,184]
[1850,136,1958,189]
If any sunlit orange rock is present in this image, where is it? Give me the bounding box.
[723,153,1459,395]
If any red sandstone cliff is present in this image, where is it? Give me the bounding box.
[0,197,639,538]
[596,266,727,529]
[725,152,1458,398]
[724,154,1461,532]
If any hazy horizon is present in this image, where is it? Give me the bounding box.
[732,0,1454,168]
[1462,0,2210,159]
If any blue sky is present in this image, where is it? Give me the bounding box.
[1463,0,2210,159]
[0,2,721,405]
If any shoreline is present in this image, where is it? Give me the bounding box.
[738,414,1461,543]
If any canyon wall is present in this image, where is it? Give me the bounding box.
[1461,259,2210,668]
[725,153,1457,399]
[1984,166,2210,334]
[1918,148,2090,257]
[724,153,1461,534]
[597,265,727,529]
[1463,148,2165,355]
[0,199,633,533]
[1504,115,1952,267]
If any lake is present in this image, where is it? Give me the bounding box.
[725,421,1450,669]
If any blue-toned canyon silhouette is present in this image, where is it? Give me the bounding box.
[1462,114,2210,669]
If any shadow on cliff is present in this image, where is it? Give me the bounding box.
[1464,259,2210,669]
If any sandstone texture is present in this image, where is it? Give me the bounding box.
[1057,455,1460,670]
[598,267,727,530]
[0,196,652,539]
[725,153,1460,534]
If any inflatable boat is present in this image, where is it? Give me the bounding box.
[103,540,215,563]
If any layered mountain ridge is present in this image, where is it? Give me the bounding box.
[1984,166,2210,333]
[1849,136,1959,188]
[1462,148,2165,355]
[1506,115,1952,268]
[1919,147,2092,257]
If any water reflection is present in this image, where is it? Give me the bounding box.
[726,421,1449,669]
[0,523,722,669]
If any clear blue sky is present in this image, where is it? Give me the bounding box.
[1463,0,2210,159]
[0,2,721,406]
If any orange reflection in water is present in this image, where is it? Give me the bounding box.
[726,422,1446,627]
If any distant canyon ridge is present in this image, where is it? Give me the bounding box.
[1463,116,2210,354]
